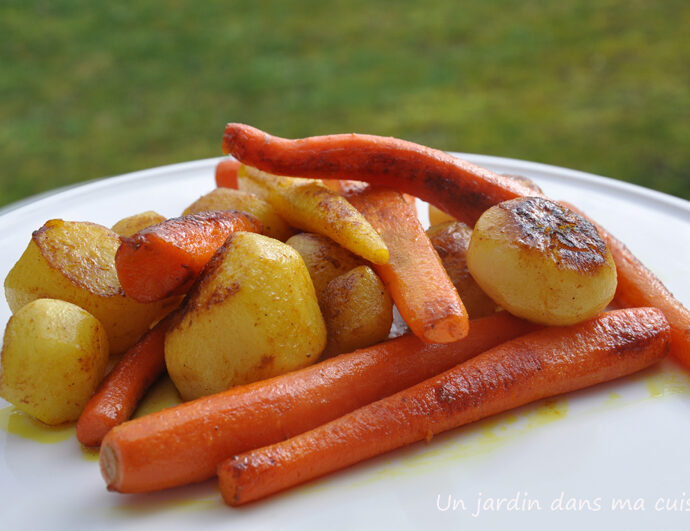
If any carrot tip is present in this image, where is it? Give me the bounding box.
[422,314,470,344]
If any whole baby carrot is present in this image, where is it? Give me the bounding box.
[222,123,541,225]
[215,159,241,189]
[115,210,262,302]
[346,185,468,343]
[100,312,535,493]
[218,307,669,505]
[563,201,690,369]
[76,314,174,447]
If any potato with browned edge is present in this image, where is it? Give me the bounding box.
[165,232,326,400]
[182,188,293,241]
[426,221,498,318]
[286,232,365,304]
[111,211,166,237]
[4,220,171,353]
[320,265,393,357]
[0,299,109,425]
[467,197,617,325]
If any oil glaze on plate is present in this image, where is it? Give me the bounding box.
[1,156,689,531]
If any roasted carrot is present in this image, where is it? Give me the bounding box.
[346,185,468,343]
[115,210,262,303]
[563,201,690,369]
[218,307,669,505]
[322,178,418,215]
[222,123,541,225]
[99,312,535,493]
[215,159,241,189]
[77,315,174,447]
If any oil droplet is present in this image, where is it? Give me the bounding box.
[133,375,182,418]
[0,406,74,443]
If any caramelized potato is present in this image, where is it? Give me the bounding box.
[286,232,364,303]
[165,232,326,400]
[182,188,293,241]
[0,299,109,424]
[321,265,393,357]
[4,220,170,353]
[111,211,166,237]
[467,197,617,325]
[426,221,498,318]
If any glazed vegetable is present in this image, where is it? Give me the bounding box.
[346,185,469,343]
[320,265,393,357]
[0,299,109,425]
[467,197,617,326]
[237,165,389,264]
[76,315,173,447]
[218,307,670,505]
[215,159,241,189]
[164,232,327,400]
[222,123,540,225]
[115,210,262,303]
[563,201,690,369]
[100,312,534,493]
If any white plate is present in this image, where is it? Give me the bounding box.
[1,156,689,531]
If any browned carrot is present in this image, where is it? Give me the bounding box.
[215,159,240,189]
[222,123,542,225]
[77,314,174,447]
[99,312,535,493]
[562,201,690,369]
[218,307,669,505]
[346,185,468,343]
[322,178,418,215]
[115,210,262,302]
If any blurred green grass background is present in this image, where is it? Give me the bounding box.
[1,0,688,208]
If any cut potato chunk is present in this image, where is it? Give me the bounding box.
[286,232,364,303]
[0,299,109,425]
[165,232,326,400]
[426,221,498,318]
[182,188,293,241]
[111,211,166,237]
[467,197,617,325]
[4,220,171,353]
[321,265,393,357]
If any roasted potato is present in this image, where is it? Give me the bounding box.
[321,265,393,357]
[4,219,171,353]
[182,188,293,241]
[286,232,365,303]
[165,232,327,400]
[467,197,617,325]
[0,299,109,425]
[426,221,498,318]
[111,211,166,237]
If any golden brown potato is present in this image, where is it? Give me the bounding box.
[320,265,393,357]
[286,232,365,303]
[426,221,498,318]
[165,232,326,400]
[111,211,166,237]
[0,299,109,424]
[467,197,617,325]
[182,188,293,241]
[3,220,170,353]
